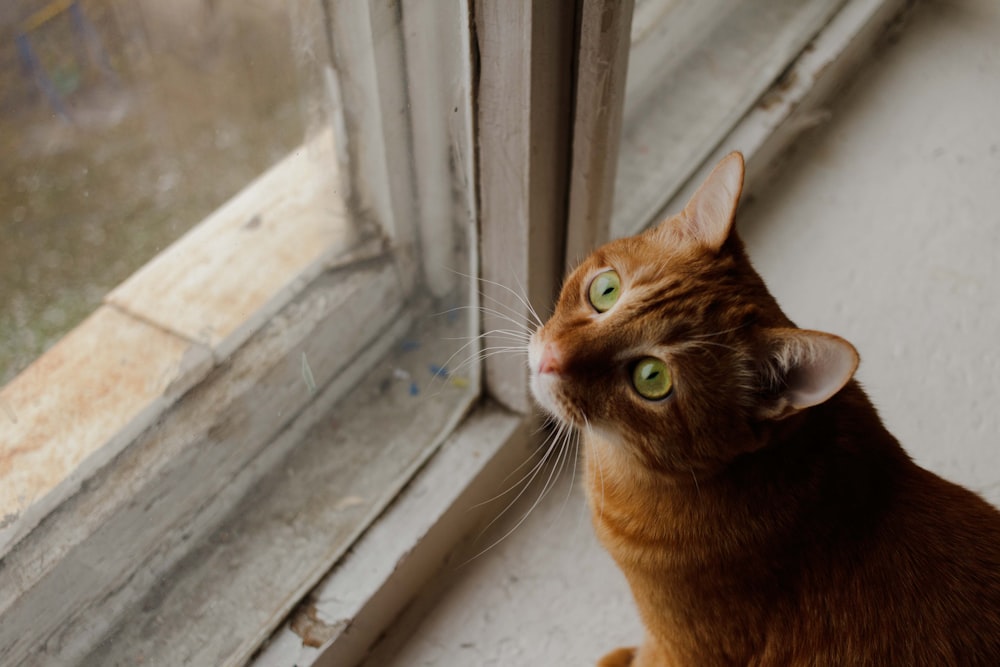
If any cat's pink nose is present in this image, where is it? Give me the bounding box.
[538,342,562,375]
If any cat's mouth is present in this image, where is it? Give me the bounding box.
[530,371,571,423]
[528,336,580,427]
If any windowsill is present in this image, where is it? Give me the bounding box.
[73,304,485,666]
[250,404,529,667]
[0,128,356,557]
[0,127,441,663]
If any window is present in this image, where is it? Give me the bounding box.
[0,0,908,664]
[2,1,479,663]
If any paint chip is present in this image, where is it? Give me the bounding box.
[301,352,317,394]
[334,496,365,510]
[0,398,17,424]
[242,214,262,230]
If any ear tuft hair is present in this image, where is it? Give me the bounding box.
[655,152,745,251]
[760,329,859,420]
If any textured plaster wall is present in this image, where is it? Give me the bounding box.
[370,0,1000,664]
[739,0,1000,505]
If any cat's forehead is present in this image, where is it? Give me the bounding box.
[573,231,697,285]
[551,231,764,342]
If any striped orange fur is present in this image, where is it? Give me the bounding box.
[529,153,1000,666]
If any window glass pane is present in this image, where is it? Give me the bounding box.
[1,0,322,383]
[613,0,848,236]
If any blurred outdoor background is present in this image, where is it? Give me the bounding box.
[0,0,318,385]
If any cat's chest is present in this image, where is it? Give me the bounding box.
[582,434,783,573]
[583,437,706,569]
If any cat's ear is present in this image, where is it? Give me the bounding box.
[655,152,744,251]
[759,329,859,420]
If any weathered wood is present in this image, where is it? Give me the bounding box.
[241,406,527,667]
[106,129,356,361]
[78,285,478,667]
[0,260,409,666]
[651,0,915,221]
[0,305,212,557]
[326,2,419,288]
[476,0,577,414]
[613,0,847,237]
[564,0,635,265]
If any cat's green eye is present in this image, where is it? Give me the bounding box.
[632,358,672,400]
[588,270,621,312]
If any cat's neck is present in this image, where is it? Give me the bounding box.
[583,382,908,560]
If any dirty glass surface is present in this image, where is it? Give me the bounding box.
[0,1,478,663]
[613,0,848,236]
[0,0,325,383]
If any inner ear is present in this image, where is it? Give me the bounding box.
[760,328,859,420]
[655,151,744,251]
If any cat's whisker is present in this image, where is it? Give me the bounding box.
[462,419,577,565]
[689,321,755,340]
[507,270,545,328]
[679,339,742,355]
[436,304,534,336]
[479,310,534,336]
[422,344,528,401]
[475,301,534,329]
[443,347,526,380]
[442,328,531,343]
[426,328,528,398]
[505,420,571,533]
[452,329,531,352]
[422,338,490,395]
[444,267,544,329]
[537,421,569,506]
[469,270,544,329]
[477,289,542,331]
[582,414,606,521]
[690,468,702,500]
[554,427,582,525]
[470,422,563,509]
[494,415,558,487]
[471,423,563,536]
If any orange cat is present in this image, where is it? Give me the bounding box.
[529,153,1000,666]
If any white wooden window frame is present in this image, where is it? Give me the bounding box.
[259,0,914,665]
[0,0,911,664]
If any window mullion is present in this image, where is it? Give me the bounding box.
[564,0,635,266]
[476,0,579,414]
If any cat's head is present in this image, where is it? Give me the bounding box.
[528,153,859,477]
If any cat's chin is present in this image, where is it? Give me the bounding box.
[529,371,576,428]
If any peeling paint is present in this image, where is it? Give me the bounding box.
[301,352,317,394]
[162,343,213,398]
[289,602,346,648]
[757,68,800,111]
[334,496,365,511]
[0,398,17,424]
